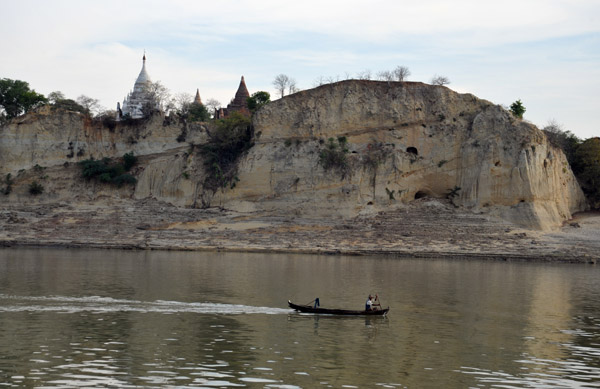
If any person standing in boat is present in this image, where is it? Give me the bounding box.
[366,294,381,311]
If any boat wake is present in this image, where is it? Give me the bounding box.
[0,294,290,315]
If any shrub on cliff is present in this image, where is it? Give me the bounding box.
[319,137,350,178]
[123,152,138,171]
[51,98,87,114]
[2,174,14,195]
[200,112,253,192]
[79,153,138,187]
[28,181,44,195]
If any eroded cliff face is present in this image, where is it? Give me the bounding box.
[0,105,206,175]
[212,81,587,229]
[0,81,587,230]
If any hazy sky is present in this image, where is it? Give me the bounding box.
[1,0,598,138]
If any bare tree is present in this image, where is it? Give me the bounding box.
[329,75,342,83]
[174,92,193,112]
[356,69,372,80]
[76,95,102,116]
[48,91,65,104]
[376,70,394,81]
[141,81,171,116]
[393,66,411,81]
[543,119,563,134]
[313,76,327,87]
[273,74,293,98]
[431,75,450,86]
[205,98,221,116]
[288,78,299,95]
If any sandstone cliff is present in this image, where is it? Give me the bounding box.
[214,81,587,229]
[0,105,206,175]
[0,81,587,230]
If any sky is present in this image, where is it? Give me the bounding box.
[1,0,598,139]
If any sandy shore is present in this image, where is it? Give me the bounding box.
[1,198,599,263]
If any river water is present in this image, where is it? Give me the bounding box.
[0,248,599,388]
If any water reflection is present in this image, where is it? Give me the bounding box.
[0,248,599,387]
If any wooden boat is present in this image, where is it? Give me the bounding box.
[288,300,389,316]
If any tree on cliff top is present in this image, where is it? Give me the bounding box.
[273,74,296,98]
[543,120,580,164]
[141,81,172,117]
[510,99,526,119]
[247,91,270,112]
[393,66,411,81]
[76,95,102,116]
[0,78,47,120]
[431,75,450,86]
[377,66,411,82]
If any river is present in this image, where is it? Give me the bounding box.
[0,248,599,387]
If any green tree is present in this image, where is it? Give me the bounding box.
[0,78,47,119]
[247,91,270,112]
[185,102,210,122]
[510,99,526,119]
[572,137,600,207]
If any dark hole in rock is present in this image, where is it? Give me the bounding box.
[414,191,428,199]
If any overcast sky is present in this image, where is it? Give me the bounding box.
[1,0,598,138]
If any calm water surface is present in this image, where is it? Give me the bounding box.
[0,248,599,388]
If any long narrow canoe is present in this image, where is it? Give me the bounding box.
[288,300,389,316]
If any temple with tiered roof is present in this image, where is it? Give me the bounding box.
[215,76,251,119]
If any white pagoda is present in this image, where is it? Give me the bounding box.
[117,53,155,119]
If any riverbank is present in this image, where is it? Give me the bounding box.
[2,197,598,263]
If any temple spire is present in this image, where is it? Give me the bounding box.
[231,76,250,107]
[194,88,202,105]
[135,51,151,85]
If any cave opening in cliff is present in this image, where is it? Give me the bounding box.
[414,191,429,199]
[407,147,418,156]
